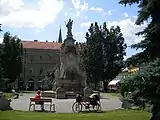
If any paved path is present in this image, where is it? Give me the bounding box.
[11,93,121,113]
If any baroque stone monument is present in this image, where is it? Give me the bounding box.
[53,18,86,94]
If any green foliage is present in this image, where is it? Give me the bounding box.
[3,92,14,99]
[83,22,126,90]
[83,22,104,88]
[120,82,129,97]
[125,50,149,67]
[120,0,160,116]
[119,0,160,66]
[124,58,160,102]
[1,32,23,83]
[0,44,4,88]
[102,25,127,82]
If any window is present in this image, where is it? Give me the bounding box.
[39,68,43,74]
[29,68,33,73]
[30,55,34,62]
[40,56,43,60]
[49,55,52,61]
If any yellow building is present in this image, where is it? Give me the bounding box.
[115,67,139,81]
[128,67,139,74]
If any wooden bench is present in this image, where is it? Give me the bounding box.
[29,98,55,112]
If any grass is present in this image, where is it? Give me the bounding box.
[104,92,122,98]
[0,110,149,120]
[2,91,35,99]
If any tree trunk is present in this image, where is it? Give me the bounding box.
[103,80,108,92]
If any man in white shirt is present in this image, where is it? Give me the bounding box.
[12,88,19,99]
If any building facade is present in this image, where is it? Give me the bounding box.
[22,40,62,90]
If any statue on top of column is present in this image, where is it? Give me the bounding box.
[66,18,73,37]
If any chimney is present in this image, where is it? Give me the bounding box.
[34,40,38,42]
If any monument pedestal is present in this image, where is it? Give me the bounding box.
[41,91,56,98]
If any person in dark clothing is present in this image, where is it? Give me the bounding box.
[12,88,19,99]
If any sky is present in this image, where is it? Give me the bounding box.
[0,0,148,59]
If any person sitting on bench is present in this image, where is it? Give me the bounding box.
[34,90,45,111]
[11,88,19,99]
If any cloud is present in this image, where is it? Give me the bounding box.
[0,0,63,28]
[64,11,75,17]
[89,7,107,16]
[64,12,68,16]
[72,0,88,12]
[75,32,84,37]
[90,7,103,13]
[80,21,92,28]
[71,1,111,17]
[35,29,44,33]
[108,10,112,15]
[124,13,129,18]
[64,7,75,17]
[65,0,89,17]
[106,18,147,45]
[84,16,88,20]
[107,9,117,16]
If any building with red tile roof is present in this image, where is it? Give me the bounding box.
[21,40,62,90]
[22,40,62,50]
[20,28,63,90]
[19,27,85,90]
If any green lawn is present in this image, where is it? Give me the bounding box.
[0,110,149,120]
[3,91,36,99]
[104,92,122,98]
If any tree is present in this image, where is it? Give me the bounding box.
[83,22,126,90]
[119,0,160,118]
[119,0,160,65]
[0,26,3,89]
[102,25,127,91]
[83,22,104,89]
[2,32,23,84]
[124,59,160,106]
[125,51,149,67]
[0,43,4,89]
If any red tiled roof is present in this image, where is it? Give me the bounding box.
[22,41,62,50]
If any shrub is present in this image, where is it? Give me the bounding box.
[120,82,129,97]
